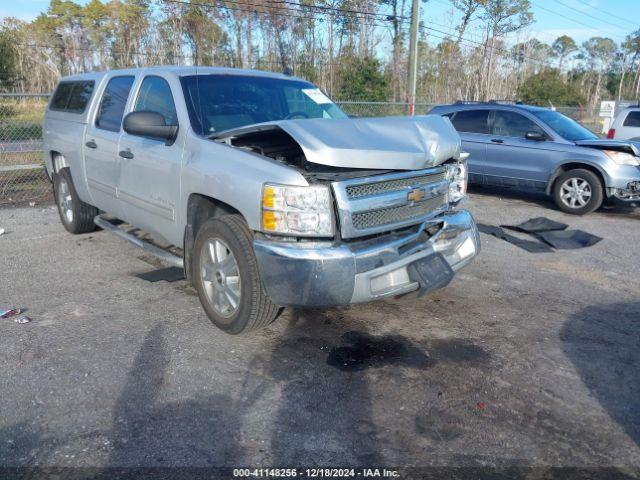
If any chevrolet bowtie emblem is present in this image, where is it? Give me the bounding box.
[407,188,426,203]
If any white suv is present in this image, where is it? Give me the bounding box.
[607,107,640,141]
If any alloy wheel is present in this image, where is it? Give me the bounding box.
[560,177,592,209]
[57,177,74,224]
[199,238,242,319]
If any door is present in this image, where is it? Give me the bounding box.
[484,110,558,190]
[449,109,490,184]
[117,75,182,242]
[84,75,135,216]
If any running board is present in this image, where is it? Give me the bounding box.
[94,215,184,269]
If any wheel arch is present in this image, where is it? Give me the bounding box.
[546,162,607,195]
[46,151,68,179]
[183,193,243,284]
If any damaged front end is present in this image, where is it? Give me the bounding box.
[215,115,478,307]
[575,139,640,203]
[212,115,463,174]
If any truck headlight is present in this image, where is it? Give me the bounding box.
[446,160,468,204]
[604,150,640,166]
[261,183,334,237]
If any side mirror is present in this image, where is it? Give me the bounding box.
[123,111,178,143]
[525,131,546,141]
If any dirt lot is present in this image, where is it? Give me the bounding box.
[1,188,639,479]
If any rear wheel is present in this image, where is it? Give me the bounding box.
[552,169,603,215]
[53,168,98,234]
[192,214,280,334]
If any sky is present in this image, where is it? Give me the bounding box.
[424,0,639,46]
[0,0,638,47]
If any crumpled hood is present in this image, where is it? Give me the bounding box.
[575,139,640,156]
[216,115,462,170]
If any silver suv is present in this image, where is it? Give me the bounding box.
[607,106,640,141]
[430,102,640,214]
[43,66,479,334]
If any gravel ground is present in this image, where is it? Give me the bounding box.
[1,188,639,478]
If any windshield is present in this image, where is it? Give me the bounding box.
[529,109,598,142]
[180,74,348,135]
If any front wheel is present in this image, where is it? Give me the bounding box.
[192,214,280,334]
[552,169,603,215]
[53,168,98,234]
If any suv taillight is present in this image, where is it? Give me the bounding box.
[607,128,615,139]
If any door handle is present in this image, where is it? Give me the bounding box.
[490,139,504,144]
[119,149,134,159]
[85,140,97,149]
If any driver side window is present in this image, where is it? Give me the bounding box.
[492,110,544,138]
[134,76,178,125]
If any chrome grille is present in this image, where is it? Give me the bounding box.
[346,172,446,198]
[332,167,450,239]
[352,195,447,230]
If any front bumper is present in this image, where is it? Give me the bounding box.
[609,180,640,203]
[253,209,480,308]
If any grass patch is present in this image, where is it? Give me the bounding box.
[0,99,47,122]
[0,151,43,166]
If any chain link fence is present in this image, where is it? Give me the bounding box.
[0,95,607,207]
[0,94,51,206]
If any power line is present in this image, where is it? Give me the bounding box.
[418,24,557,69]
[571,0,638,29]
[13,42,353,67]
[162,0,406,22]
[15,27,556,74]
[164,0,558,67]
[13,0,562,71]
[529,0,626,41]
[549,0,629,31]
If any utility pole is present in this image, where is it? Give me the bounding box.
[407,0,420,116]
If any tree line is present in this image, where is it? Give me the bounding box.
[1,0,639,107]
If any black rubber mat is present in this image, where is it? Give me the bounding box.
[535,230,603,249]
[135,266,185,283]
[477,224,554,253]
[502,217,568,233]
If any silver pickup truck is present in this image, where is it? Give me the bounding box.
[43,66,479,334]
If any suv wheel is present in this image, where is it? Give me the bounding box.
[553,169,603,215]
[53,168,98,234]
[192,214,280,334]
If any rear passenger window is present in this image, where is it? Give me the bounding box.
[50,81,95,113]
[66,82,95,112]
[623,111,640,127]
[451,110,490,134]
[96,76,135,132]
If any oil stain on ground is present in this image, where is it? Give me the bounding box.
[326,331,434,372]
[326,332,491,372]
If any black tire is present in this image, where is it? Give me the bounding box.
[53,168,98,234]
[552,169,603,215]
[192,214,280,334]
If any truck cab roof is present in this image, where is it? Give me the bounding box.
[59,66,304,83]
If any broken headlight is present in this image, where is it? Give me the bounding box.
[604,150,640,166]
[261,183,334,237]
[446,159,468,204]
